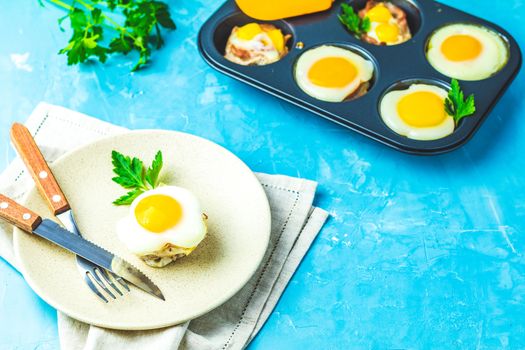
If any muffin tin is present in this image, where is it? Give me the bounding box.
[198,0,522,155]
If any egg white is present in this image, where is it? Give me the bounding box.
[426,23,509,81]
[294,45,374,102]
[366,22,384,44]
[117,186,207,255]
[380,84,455,141]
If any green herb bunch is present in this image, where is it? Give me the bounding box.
[47,0,176,71]
[339,3,370,36]
[445,79,476,125]
[111,150,163,205]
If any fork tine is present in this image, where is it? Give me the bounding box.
[99,269,123,296]
[110,271,130,292]
[84,272,109,303]
[90,268,116,300]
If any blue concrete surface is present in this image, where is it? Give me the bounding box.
[0,0,524,349]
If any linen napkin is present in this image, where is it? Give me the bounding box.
[0,103,328,350]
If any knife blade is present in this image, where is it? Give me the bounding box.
[0,194,165,300]
[35,219,164,300]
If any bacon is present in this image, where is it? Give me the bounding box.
[229,45,252,60]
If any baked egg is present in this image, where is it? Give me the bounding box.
[426,23,508,81]
[380,84,455,141]
[294,45,374,102]
[116,186,207,267]
[361,1,411,45]
[224,22,290,66]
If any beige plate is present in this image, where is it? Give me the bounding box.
[13,130,271,330]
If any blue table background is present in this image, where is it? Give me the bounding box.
[1,1,524,349]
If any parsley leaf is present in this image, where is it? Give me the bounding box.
[445,79,476,124]
[111,150,164,205]
[155,2,176,30]
[58,7,108,65]
[339,3,371,36]
[146,150,163,188]
[111,151,145,188]
[48,0,176,71]
[113,188,144,205]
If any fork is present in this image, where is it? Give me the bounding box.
[10,123,129,302]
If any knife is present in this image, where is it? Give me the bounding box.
[0,193,165,300]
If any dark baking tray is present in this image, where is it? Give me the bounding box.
[198,0,522,155]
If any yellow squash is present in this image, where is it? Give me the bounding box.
[235,0,333,20]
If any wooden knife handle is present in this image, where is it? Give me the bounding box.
[10,123,70,215]
[0,194,42,232]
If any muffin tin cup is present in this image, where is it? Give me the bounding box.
[198,0,522,155]
[292,43,380,102]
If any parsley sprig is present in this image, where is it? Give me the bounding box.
[339,3,371,36]
[445,79,476,125]
[111,150,163,205]
[47,0,176,71]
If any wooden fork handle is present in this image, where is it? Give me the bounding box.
[0,194,42,232]
[10,123,70,215]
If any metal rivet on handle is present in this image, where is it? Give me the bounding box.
[0,202,8,209]
[39,171,48,179]
[22,213,31,220]
[52,195,61,203]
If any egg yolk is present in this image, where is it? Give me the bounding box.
[441,34,482,61]
[236,23,285,51]
[266,28,285,52]
[237,23,263,40]
[397,91,446,127]
[366,4,392,23]
[376,23,399,43]
[135,194,183,233]
[307,57,358,88]
[365,4,399,43]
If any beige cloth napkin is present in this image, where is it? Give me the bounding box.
[0,103,328,350]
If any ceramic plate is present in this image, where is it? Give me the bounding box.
[13,130,271,330]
